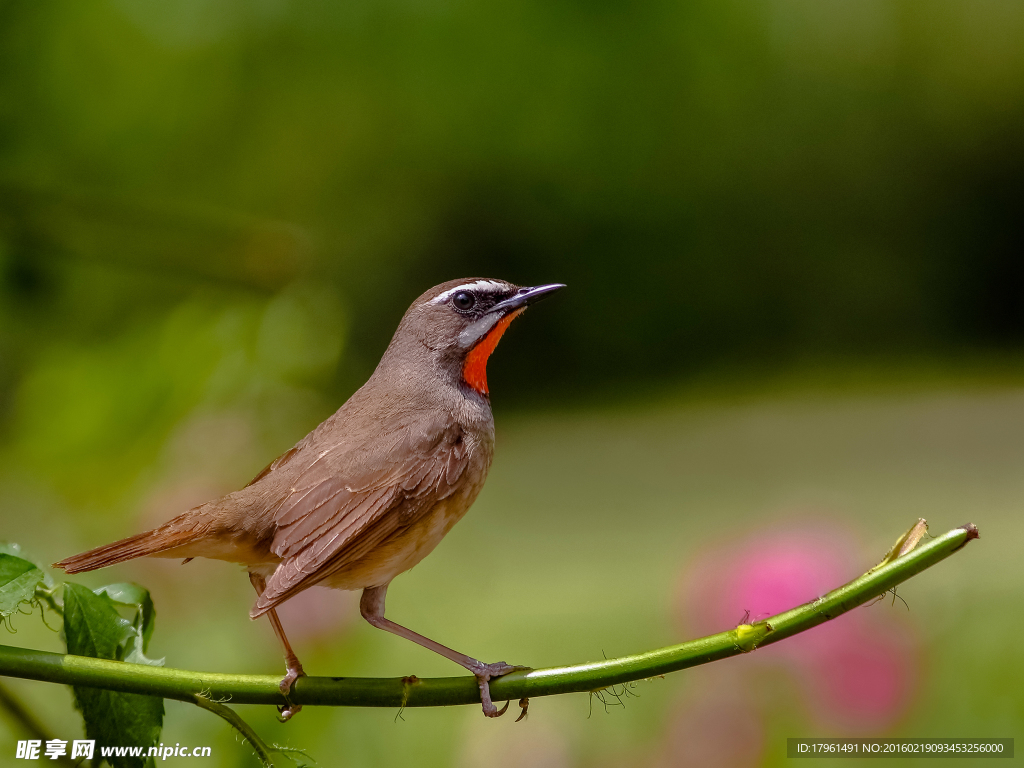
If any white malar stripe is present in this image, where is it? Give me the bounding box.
[458,312,501,348]
[431,280,509,304]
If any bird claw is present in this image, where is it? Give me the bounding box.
[515,697,530,722]
[484,699,511,718]
[470,660,517,677]
[470,661,526,718]
[277,663,306,721]
[279,663,305,695]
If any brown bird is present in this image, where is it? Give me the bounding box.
[54,278,564,719]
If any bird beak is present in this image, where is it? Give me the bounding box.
[488,283,566,315]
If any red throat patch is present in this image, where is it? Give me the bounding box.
[462,309,524,395]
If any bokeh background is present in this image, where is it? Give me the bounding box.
[2,0,1023,765]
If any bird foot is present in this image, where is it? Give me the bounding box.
[467,661,528,718]
[279,663,305,695]
[277,663,306,721]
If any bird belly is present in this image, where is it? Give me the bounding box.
[317,495,471,592]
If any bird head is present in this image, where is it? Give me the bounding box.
[384,278,565,396]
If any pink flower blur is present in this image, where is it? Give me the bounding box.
[677,519,919,733]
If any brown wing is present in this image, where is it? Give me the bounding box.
[252,421,470,615]
[245,447,299,487]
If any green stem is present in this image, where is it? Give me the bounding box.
[192,694,279,768]
[0,524,978,710]
[192,695,314,767]
[34,585,64,618]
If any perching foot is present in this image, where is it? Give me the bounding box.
[277,663,306,721]
[279,663,305,695]
[468,661,521,718]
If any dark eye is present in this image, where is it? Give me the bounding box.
[451,291,476,312]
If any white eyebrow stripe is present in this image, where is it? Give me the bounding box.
[431,280,508,304]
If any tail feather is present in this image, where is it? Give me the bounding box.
[53,527,198,574]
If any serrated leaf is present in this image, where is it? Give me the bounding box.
[63,583,164,768]
[95,583,162,666]
[0,553,44,621]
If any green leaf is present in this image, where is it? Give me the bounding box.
[63,583,164,768]
[0,553,44,624]
[95,583,161,665]
[0,541,55,587]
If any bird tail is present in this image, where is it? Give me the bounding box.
[53,508,212,574]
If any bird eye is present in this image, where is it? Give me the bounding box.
[451,291,476,312]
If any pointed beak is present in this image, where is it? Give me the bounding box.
[488,283,566,315]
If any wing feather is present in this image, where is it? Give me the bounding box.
[252,423,470,613]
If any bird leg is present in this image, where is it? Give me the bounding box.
[360,585,522,718]
[249,573,305,721]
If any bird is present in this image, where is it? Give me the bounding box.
[54,278,564,720]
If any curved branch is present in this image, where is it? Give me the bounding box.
[0,524,978,710]
[193,694,311,767]
[193,694,278,767]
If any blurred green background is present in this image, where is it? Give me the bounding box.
[1,0,1022,765]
